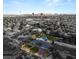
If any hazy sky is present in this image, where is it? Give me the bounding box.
[4,0,76,14]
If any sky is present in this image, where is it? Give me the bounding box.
[3,0,76,14]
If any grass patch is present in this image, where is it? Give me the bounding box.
[30,47,39,53]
